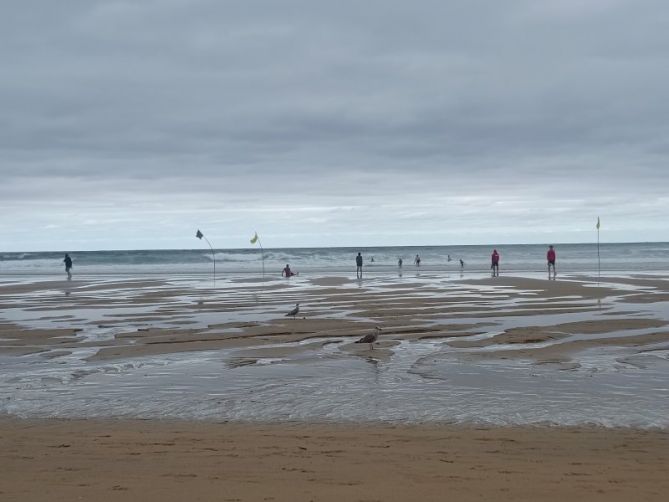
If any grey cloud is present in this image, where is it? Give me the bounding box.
[1,1,668,249]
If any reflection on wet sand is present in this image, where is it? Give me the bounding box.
[1,272,668,425]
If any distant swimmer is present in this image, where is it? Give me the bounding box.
[371,256,374,263]
[414,254,421,267]
[63,253,73,280]
[447,254,452,262]
[282,264,297,278]
[491,249,500,277]
[459,258,464,269]
[547,245,557,280]
[356,252,363,279]
[398,257,403,268]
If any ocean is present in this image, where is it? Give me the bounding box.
[1,242,668,276]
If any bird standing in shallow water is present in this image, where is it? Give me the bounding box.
[356,326,382,350]
[285,303,300,319]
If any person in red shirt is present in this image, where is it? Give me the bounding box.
[546,245,556,280]
[491,249,500,277]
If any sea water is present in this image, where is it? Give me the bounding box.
[2,242,668,276]
[2,244,669,426]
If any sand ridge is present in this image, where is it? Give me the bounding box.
[1,273,669,368]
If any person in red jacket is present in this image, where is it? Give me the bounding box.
[491,249,500,277]
[547,245,556,280]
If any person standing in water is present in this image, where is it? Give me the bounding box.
[282,264,296,277]
[459,258,464,269]
[63,253,73,280]
[398,257,403,268]
[491,249,500,277]
[356,252,363,279]
[547,245,557,280]
[414,254,421,267]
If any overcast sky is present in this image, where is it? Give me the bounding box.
[2,0,668,251]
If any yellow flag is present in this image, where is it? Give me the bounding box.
[250,232,258,244]
[596,217,600,230]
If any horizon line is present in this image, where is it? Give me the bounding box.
[3,240,668,254]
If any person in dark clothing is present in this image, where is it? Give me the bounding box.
[64,254,73,280]
[282,264,296,277]
[356,252,363,279]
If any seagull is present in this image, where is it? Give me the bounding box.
[356,326,382,350]
[285,303,300,319]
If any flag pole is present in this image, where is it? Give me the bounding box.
[596,217,601,281]
[196,230,216,282]
[259,239,265,278]
[250,231,265,278]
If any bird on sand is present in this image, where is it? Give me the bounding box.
[285,303,300,319]
[356,326,382,350]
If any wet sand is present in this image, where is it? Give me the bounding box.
[1,419,668,502]
[1,273,667,366]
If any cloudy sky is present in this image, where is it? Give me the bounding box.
[2,0,668,251]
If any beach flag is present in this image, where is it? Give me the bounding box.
[596,217,600,230]
[250,231,264,277]
[195,229,215,281]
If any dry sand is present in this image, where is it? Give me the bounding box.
[1,419,668,502]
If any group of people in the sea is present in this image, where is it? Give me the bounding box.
[61,245,558,281]
[350,245,558,280]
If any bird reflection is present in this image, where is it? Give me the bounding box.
[365,356,381,384]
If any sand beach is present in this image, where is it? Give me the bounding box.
[2,419,668,502]
[1,271,669,500]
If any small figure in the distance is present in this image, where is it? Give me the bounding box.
[356,252,363,279]
[63,253,73,280]
[398,257,403,268]
[491,249,500,277]
[547,245,557,280]
[282,264,297,277]
[414,254,421,267]
[459,258,464,269]
[371,256,374,263]
[447,254,452,262]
